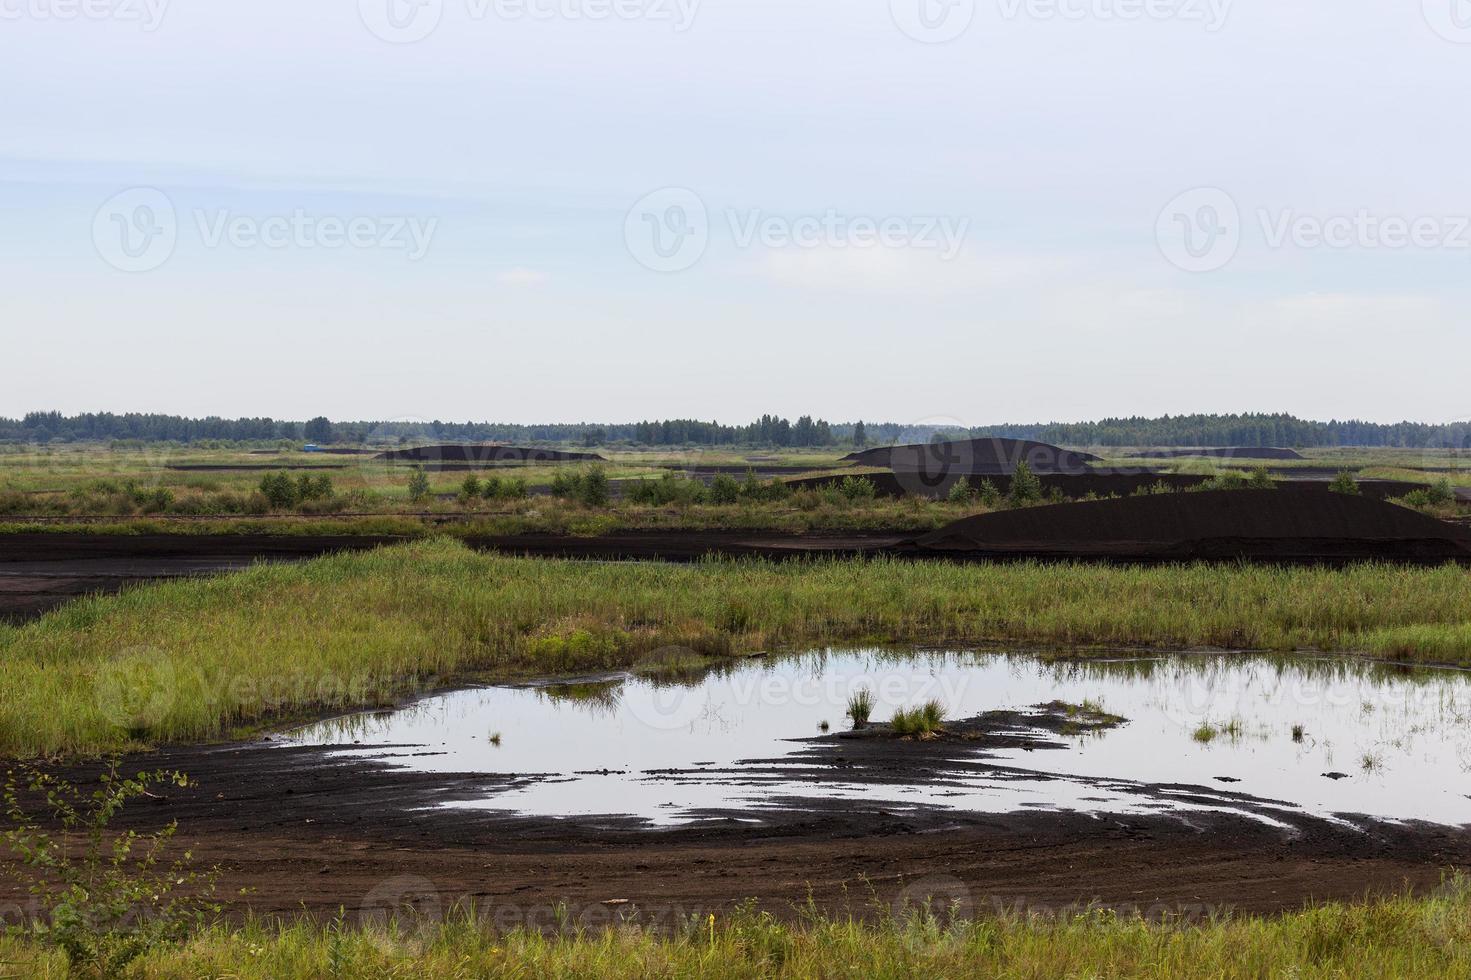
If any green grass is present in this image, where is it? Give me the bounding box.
[845,689,875,727]
[3,539,1471,757]
[7,881,1471,978]
[890,700,946,736]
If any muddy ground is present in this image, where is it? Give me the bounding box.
[4,717,1467,927]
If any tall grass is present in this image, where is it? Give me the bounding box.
[2,539,1471,757]
[5,880,1471,978]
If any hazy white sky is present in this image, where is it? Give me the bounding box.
[2,1,1468,425]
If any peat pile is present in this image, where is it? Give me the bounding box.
[903,490,1471,563]
[1125,448,1305,460]
[373,445,605,464]
[842,438,1100,476]
[789,471,1436,503]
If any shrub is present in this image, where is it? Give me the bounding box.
[501,478,529,500]
[1008,461,1043,507]
[1428,478,1457,506]
[1245,467,1275,490]
[976,480,1002,508]
[577,467,610,507]
[479,476,502,500]
[459,475,482,503]
[549,470,581,499]
[946,479,976,504]
[1192,471,1249,492]
[2,763,221,977]
[1329,470,1360,495]
[297,474,333,502]
[258,472,298,509]
[406,466,431,503]
[708,473,741,505]
[628,472,706,506]
[839,476,877,502]
[738,473,791,503]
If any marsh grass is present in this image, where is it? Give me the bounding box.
[6,878,1471,979]
[890,700,946,736]
[846,689,876,728]
[4,539,1471,757]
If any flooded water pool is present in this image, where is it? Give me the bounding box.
[280,649,1471,828]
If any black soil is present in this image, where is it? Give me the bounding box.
[841,438,1100,475]
[1125,448,1307,460]
[907,490,1471,561]
[374,445,606,464]
[789,470,1441,503]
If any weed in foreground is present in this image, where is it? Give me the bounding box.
[2,763,221,978]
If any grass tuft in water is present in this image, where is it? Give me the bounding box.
[891,700,946,737]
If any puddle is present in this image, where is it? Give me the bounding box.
[280,650,1471,827]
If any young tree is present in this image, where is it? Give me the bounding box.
[577,466,610,507]
[1008,460,1043,507]
[406,466,431,503]
[1328,470,1360,495]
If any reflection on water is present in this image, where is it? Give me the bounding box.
[279,649,1471,827]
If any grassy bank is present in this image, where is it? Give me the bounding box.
[2,539,1471,757]
[5,882,1471,978]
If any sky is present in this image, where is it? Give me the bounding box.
[1,0,1468,427]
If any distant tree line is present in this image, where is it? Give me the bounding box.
[2,411,1467,450]
[968,413,1471,449]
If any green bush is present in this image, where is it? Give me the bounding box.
[1245,467,1275,490]
[708,473,741,505]
[737,472,792,503]
[628,472,707,506]
[3,763,221,976]
[577,467,610,507]
[459,475,482,503]
[258,473,298,509]
[839,476,877,502]
[946,479,976,504]
[1329,470,1360,495]
[406,466,431,503]
[1008,461,1043,507]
